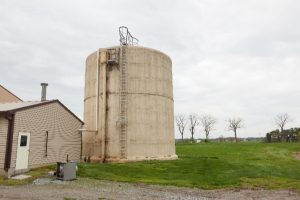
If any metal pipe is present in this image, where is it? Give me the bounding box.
[45,131,48,157]
[96,50,100,132]
[4,112,15,172]
[100,51,108,163]
[78,128,86,161]
[41,83,48,101]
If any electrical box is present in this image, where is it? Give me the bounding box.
[56,162,77,181]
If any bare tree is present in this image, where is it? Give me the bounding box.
[188,113,199,142]
[275,113,291,133]
[175,114,187,142]
[200,114,216,141]
[274,113,291,142]
[227,117,243,142]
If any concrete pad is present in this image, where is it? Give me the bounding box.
[10,174,31,180]
[33,178,51,185]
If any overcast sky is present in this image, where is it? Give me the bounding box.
[1,0,300,139]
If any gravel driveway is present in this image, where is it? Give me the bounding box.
[0,178,299,200]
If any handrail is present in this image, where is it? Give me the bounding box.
[119,26,139,46]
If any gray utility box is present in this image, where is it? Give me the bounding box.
[56,162,77,181]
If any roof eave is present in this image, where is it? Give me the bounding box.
[0,100,84,124]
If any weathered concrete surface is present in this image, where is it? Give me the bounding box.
[83,46,177,162]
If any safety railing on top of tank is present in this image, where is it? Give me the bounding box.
[119,26,139,46]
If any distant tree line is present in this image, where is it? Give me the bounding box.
[176,112,298,143]
[265,128,300,143]
[175,113,244,143]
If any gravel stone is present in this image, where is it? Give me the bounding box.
[0,178,299,200]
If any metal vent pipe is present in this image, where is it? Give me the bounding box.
[41,83,48,101]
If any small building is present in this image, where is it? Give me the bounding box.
[0,100,83,177]
[0,84,22,103]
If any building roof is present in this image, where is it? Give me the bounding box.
[0,84,22,102]
[0,100,83,124]
[0,101,42,112]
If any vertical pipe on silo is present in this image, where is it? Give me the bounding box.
[100,51,107,162]
[96,49,100,132]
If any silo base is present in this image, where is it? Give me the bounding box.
[104,154,178,163]
[90,156,104,163]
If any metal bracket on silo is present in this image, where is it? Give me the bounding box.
[106,48,119,66]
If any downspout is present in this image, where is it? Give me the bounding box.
[4,112,15,173]
[78,128,86,161]
[80,130,82,160]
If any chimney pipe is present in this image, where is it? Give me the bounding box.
[41,83,48,101]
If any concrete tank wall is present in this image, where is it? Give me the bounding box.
[83,46,177,162]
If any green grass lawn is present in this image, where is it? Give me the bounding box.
[78,143,300,190]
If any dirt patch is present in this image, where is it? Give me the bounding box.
[292,152,300,160]
[0,178,299,200]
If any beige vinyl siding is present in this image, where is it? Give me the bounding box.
[0,115,8,171]
[0,86,20,103]
[10,102,82,171]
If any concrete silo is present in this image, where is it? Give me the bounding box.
[83,40,177,162]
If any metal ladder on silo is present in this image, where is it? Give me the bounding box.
[119,46,128,159]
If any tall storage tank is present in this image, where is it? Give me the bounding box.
[83,45,178,162]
